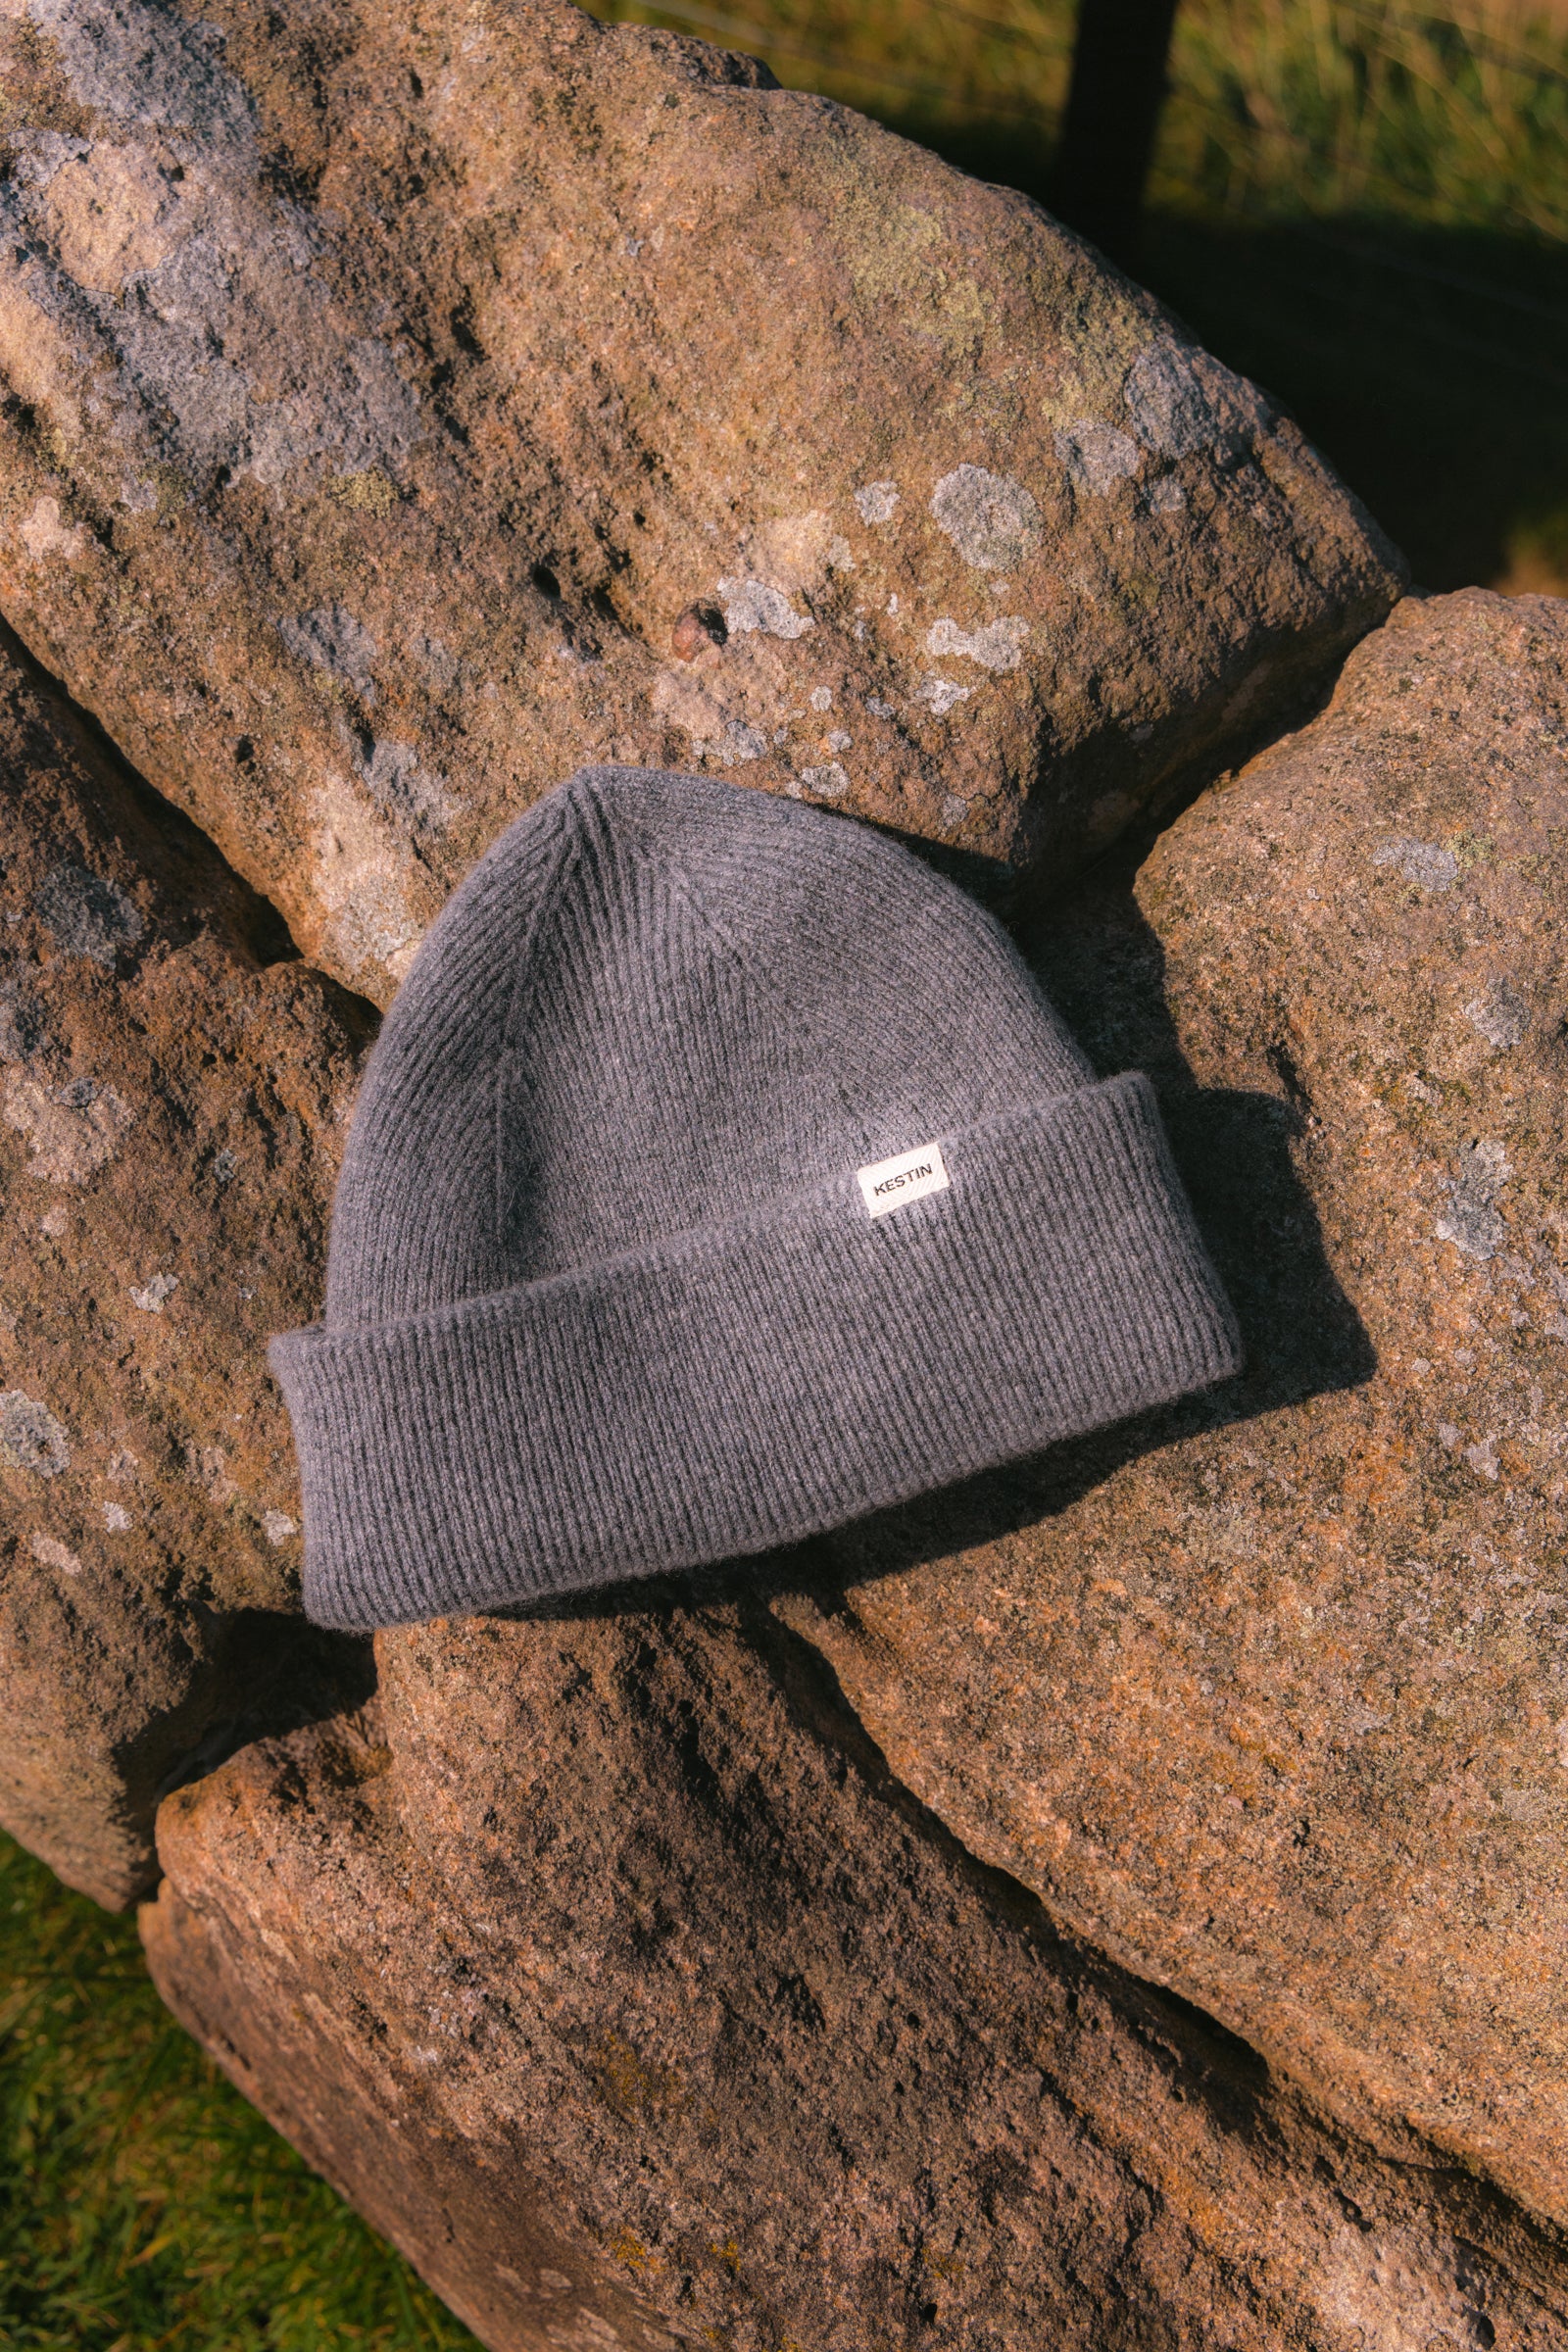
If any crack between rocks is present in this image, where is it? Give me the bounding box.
[733,1587,1568,2292]
[0,605,375,1016]
[735,1587,1274,2103]
[0,599,387,1899]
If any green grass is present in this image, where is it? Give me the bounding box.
[1162,0,1568,239]
[593,0,1568,236]
[592,0,1568,593]
[0,1830,476,2352]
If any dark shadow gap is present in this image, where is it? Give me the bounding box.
[0,609,308,981]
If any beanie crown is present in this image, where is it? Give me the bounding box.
[324,766,1090,1321]
[273,765,1241,1628]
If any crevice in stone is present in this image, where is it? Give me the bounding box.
[0,599,386,1904]
[150,1626,378,1810]
[0,608,374,1038]
[737,1589,1568,2300]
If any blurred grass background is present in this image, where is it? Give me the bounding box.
[0,1829,475,2349]
[589,0,1568,594]
[5,4,1566,2343]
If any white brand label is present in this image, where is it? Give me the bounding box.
[858,1140,951,1218]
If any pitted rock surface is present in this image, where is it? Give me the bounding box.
[0,0,1400,1004]
[0,630,369,1905]
[143,1603,1568,2352]
[773,588,1568,2232]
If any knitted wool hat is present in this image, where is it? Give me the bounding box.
[270,765,1241,1630]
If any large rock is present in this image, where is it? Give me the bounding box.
[784,587,1568,2232]
[0,0,1401,1004]
[142,1601,1568,2352]
[0,627,368,1905]
[141,588,1568,2343]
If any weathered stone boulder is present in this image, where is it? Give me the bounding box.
[141,589,1568,2343]
[0,0,1401,1004]
[0,627,368,1905]
[787,586,1568,2230]
[142,1601,1568,2351]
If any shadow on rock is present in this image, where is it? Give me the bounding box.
[150,1623,377,1810]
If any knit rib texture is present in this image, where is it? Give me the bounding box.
[270,764,1241,1629]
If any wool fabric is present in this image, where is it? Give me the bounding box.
[270,765,1241,1628]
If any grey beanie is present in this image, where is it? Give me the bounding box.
[270,765,1240,1630]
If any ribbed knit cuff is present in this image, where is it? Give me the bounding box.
[270,1073,1241,1629]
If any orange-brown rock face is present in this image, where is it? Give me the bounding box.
[786,587,1568,2231]
[142,590,1568,2345]
[143,1604,1568,2352]
[0,630,369,1904]
[0,0,1401,1004]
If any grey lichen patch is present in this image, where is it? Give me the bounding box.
[1464,978,1528,1050]
[0,979,45,1062]
[28,1530,82,1573]
[715,577,813,641]
[0,1387,71,1476]
[1463,1434,1500,1482]
[26,0,261,146]
[244,338,425,492]
[128,1271,178,1312]
[410,632,461,694]
[278,603,379,701]
[796,761,848,799]
[1437,1139,1512,1261]
[917,676,971,715]
[357,736,457,833]
[4,1069,135,1183]
[924,615,1029,672]
[930,466,1041,571]
[1,97,424,501]
[35,864,144,963]
[1054,421,1142,497]
[721,720,766,762]
[1375,838,1459,893]
[1123,337,1273,463]
[853,481,899,525]
[18,496,89,564]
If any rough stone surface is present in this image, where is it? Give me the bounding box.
[0,626,370,1905]
[0,0,1401,1004]
[139,589,1568,2344]
[143,1601,1568,2352]
[777,587,1568,2236]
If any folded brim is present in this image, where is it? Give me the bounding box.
[270,1072,1241,1630]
